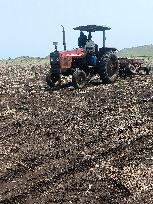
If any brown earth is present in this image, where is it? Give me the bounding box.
[0,60,153,204]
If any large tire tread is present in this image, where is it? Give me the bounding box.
[99,53,119,83]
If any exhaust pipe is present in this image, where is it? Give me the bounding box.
[61,25,66,50]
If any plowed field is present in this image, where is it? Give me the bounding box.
[0,60,152,204]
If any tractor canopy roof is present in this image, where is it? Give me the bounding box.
[73,25,111,32]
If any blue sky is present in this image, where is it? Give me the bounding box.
[0,0,153,59]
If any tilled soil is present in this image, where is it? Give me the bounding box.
[0,61,153,204]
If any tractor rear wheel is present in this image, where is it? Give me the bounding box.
[46,72,60,87]
[72,69,86,89]
[99,53,119,83]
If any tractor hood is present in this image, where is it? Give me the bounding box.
[59,48,86,58]
[58,48,86,69]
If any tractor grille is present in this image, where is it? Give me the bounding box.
[50,52,60,74]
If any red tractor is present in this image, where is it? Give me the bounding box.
[46,25,119,88]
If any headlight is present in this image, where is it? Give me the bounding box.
[50,58,59,62]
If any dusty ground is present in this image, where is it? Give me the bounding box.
[0,59,153,204]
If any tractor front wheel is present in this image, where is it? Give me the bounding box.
[46,72,61,87]
[72,69,86,89]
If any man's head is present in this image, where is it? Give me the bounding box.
[80,31,84,36]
